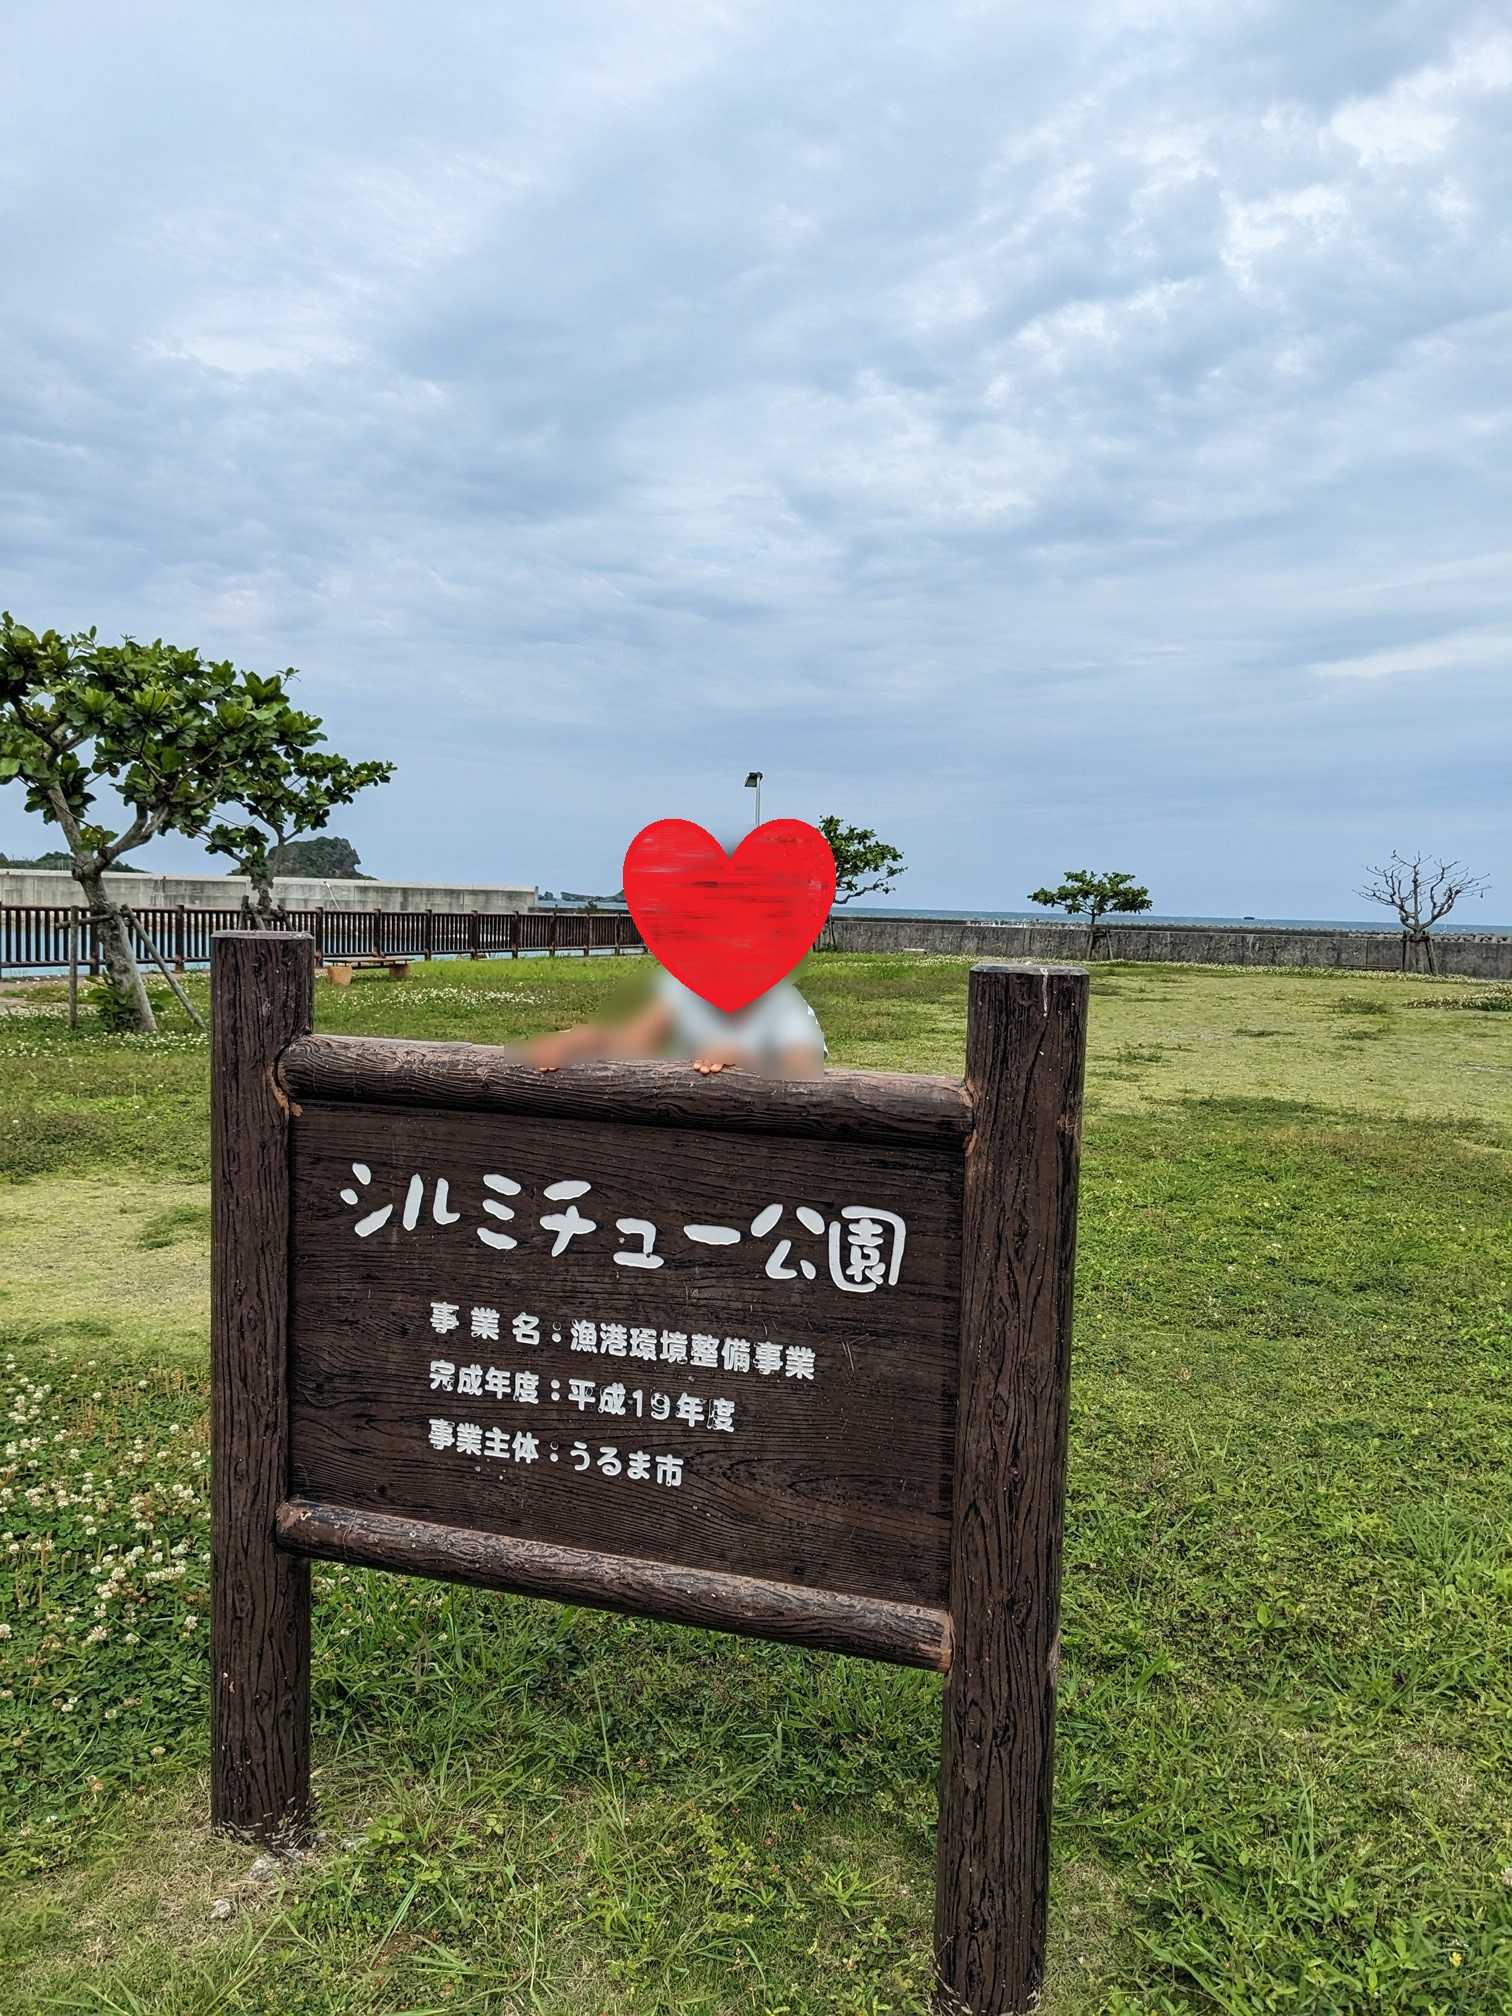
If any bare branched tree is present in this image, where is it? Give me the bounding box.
[1357,851,1490,974]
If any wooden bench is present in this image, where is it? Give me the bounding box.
[319,956,411,986]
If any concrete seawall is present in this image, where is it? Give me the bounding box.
[825,914,1512,980]
[0,869,534,915]
[6,867,1508,978]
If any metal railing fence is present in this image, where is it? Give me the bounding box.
[0,905,643,975]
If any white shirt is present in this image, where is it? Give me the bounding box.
[654,969,828,1069]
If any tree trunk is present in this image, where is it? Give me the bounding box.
[75,862,156,1032]
[240,872,287,927]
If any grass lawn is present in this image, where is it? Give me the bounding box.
[1,952,1509,2015]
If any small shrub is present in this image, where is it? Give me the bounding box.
[90,977,137,1033]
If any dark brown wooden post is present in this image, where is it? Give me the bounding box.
[549,911,559,958]
[210,931,315,1844]
[425,909,434,963]
[468,911,481,960]
[935,963,1087,2014]
[511,911,521,959]
[174,904,187,972]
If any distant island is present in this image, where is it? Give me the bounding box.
[261,835,373,880]
[1,834,375,880]
[0,849,141,872]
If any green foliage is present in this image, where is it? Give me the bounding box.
[89,973,139,1033]
[198,668,392,907]
[0,612,393,1023]
[205,733,392,910]
[1029,869,1153,928]
[264,833,372,880]
[816,814,906,907]
[0,614,263,864]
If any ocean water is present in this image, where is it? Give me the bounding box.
[841,907,1512,935]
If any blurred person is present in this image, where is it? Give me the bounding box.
[526,824,828,1076]
[524,962,827,1077]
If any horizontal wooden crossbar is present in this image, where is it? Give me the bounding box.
[275,1498,954,1672]
[279,1034,972,1147]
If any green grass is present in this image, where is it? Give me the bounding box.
[2,954,1510,2013]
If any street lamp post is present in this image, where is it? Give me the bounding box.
[744,771,763,829]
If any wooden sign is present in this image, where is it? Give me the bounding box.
[210,934,1087,2014]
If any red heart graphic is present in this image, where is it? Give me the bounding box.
[622,819,836,1013]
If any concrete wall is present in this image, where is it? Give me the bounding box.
[0,869,535,915]
[826,914,1512,980]
[8,869,1507,977]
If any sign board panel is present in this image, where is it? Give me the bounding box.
[209,934,1086,2014]
[289,1105,961,1605]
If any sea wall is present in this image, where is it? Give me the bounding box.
[0,869,535,915]
[824,915,1512,980]
[6,868,1509,977]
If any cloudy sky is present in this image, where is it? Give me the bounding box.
[3,1,1509,918]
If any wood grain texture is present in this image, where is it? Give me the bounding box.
[210,932,315,1843]
[934,963,1087,2015]
[281,1034,971,1147]
[288,1103,962,1606]
[276,1498,953,1670]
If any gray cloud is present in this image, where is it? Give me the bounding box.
[2,0,1509,918]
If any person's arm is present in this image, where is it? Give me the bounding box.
[774,1039,823,1079]
[524,998,674,1070]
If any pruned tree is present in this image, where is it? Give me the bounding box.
[1357,851,1490,974]
[1029,869,1152,958]
[203,686,393,922]
[0,613,286,1031]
